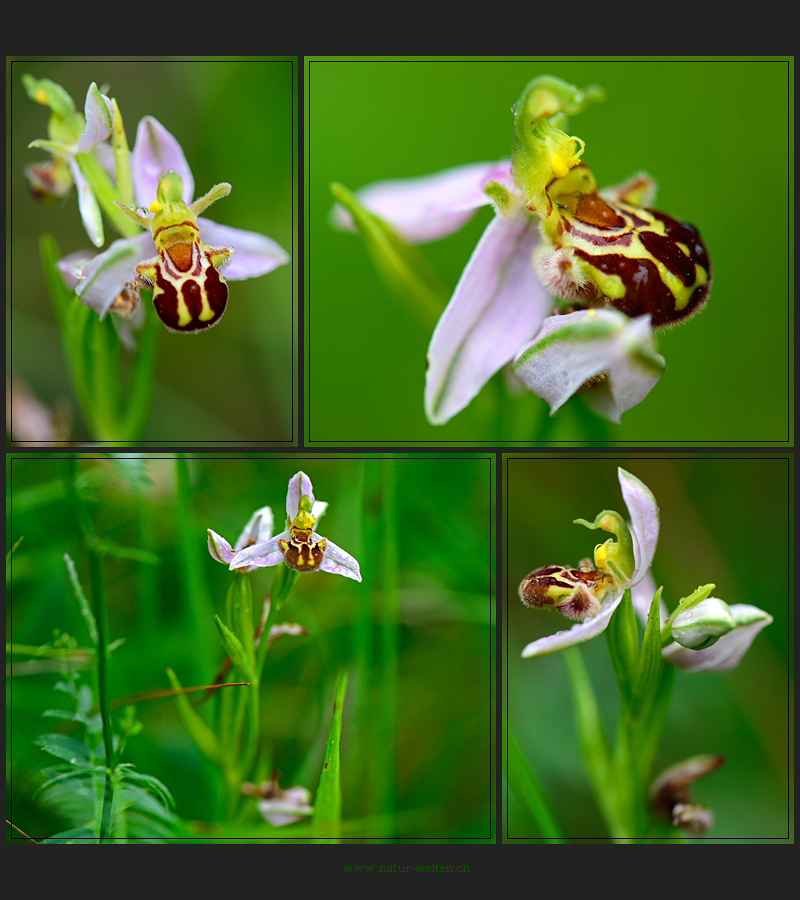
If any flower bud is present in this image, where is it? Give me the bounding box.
[671,597,736,649]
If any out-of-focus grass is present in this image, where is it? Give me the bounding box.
[8,453,494,842]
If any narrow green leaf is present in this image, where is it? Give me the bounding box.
[605,589,638,705]
[40,827,99,844]
[85,536,160,565]
[631,586,665,715]
[227,577,255,673]
[63,553,99,646]
[165,668,222,764]
[505,721,564,842]
[312,670,349,842]
[35,733,92,766]
[120,770,175,809]
[214,615,256,685]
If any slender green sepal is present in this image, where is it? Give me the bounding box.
[330,182,446,328]
[111,97,133,209]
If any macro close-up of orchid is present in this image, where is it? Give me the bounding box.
[11,61,292,444]
[333,75,709,432]
[208,471,362,581]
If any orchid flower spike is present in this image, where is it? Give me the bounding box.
[225,472,361,582]
[520,468,659,658]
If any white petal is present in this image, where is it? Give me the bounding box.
[234,506,274,550]
[74,234,154,317]
[514,310,664,420]
[228,535,285,570]
[320,538,362,582]
[618,468,660,586]
[285,472,315,520]
[425,211,547,424]
[207,529,235,565]
[605,315,665,418]
[663,605,772,672]
[521,591,623,657]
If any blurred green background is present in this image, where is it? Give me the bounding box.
[8,453,493,841]
[504,454,791,842]
[306,56,791,445]
[9,57,296,444]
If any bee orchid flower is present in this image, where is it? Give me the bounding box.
[226,472,362,582]
[334,76,710,424]
[520,467,659,658]
[64,116,289,333]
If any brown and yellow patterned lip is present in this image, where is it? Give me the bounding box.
[279,530,328,572]
[561,198,711,328]
[519,564,611,616]
[151,244,228,332]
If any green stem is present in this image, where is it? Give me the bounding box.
[64,456,116,842]
[75,151,140,239]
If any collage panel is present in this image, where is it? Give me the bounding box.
[8,453,494,844]
[9,57,296,446]
[504,454,790,843]
[306,57,789,446]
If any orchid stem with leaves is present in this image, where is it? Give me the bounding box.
[196,471,362,822]
[516,468,772,842]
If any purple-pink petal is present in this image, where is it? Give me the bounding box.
[131,116,194,206]
[662,606,772,672]
[77,84,113,154]
[74,234,154,317]
[618,468,659,586]
[208,529,235,565]
[425,210,548,424]
[285,472,314,520]
[229,535,286,570]
[317,537,362,582]
[198,218,289,280]
[333,160,514,244]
